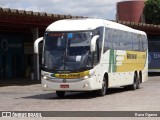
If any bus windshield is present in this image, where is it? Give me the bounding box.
[43,31,93,71]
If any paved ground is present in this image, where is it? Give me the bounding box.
[0,76,160,120]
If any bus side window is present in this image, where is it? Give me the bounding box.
[142,35,148,51]
[104,28,112,53]
[93,27,103,57]
[93,39,100,65]
[132,34,140,51]
[112,29,119,50]
[119,31,132,51]
[139,35,143,51]
[97,27,103,59]
[119,31,125,50]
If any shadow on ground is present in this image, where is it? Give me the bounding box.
[148,72,160,77]
[22,87,140,100]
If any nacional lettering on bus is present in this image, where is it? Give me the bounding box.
[127,53,137,59]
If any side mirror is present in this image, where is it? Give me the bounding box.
[34,37,43,81]
[90,35,99,52]
[34,37,43,54]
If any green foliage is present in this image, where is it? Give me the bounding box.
[144,0,160,25]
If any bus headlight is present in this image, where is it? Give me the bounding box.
[81,75,90,80]
[83,75,89,79]
[81,71,95,80]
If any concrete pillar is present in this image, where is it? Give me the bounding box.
[32,28,39,80]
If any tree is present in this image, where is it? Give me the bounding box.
[144,0,160,25]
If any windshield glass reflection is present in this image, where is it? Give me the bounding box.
[43,31,92,71]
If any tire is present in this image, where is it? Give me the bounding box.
[56,91,65,98]
[136,75,140,89]
[96,77,107,96]
[128,73,138,90]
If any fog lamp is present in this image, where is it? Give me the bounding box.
[43,76,48,80]
[83,83,89,88]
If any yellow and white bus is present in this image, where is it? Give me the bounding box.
[34,18,148,98]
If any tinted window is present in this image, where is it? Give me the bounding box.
[104,28,112,52]
[124,32,132,50]
[93,27,104,61]
[133,34,140,51]
[112,29,120,50]
[104,28,147,52]
[142,35,148,51]
[104,28,120,52]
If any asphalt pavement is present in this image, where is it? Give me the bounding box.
[0,75,160,120]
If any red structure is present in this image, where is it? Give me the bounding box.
[117,0,145,23]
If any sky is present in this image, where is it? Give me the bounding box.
[0,0,128,20]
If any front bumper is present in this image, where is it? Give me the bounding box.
[41,77,98,91]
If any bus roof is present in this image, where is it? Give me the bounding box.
[46,18,146,35]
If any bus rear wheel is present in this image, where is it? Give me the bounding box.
[96,77,107,96]
[136,73,141,89]
[129,73,139,90]
[56,91,65,98]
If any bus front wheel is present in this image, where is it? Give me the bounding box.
[56,91,65,98]
[96,77,107,96]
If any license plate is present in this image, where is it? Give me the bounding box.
[60,85,69,88]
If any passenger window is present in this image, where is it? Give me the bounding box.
[112,30,119,50]
[139,35,143,51]
[142,36,148,51]
[94,40,100,65]
[132,34,140,51]
[93,27,103,57]
[104,28,112,53]
[119,31,125,50]
[118,31,132,51]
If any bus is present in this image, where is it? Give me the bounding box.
[34,18,148,98]
[148,36,160,72]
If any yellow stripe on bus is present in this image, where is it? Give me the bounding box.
[116,50,147,72]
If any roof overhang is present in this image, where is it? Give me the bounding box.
[0,7,86,33]
[117,21,160,35]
